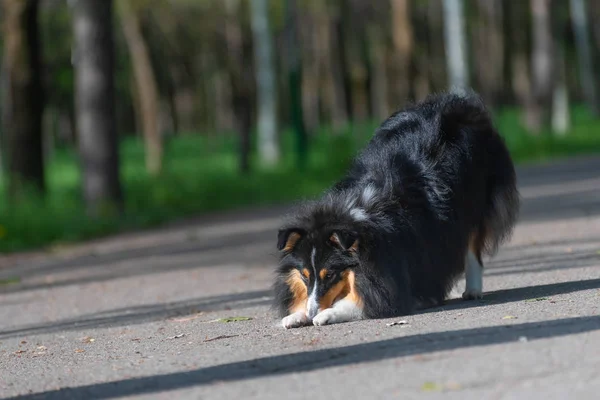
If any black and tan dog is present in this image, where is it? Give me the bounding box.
[272,91,520,329]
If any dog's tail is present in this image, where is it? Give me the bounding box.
[432,90,521,257]
[444,91,520,257]
[481,136,520,256]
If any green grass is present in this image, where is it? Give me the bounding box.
[1,105,600,253]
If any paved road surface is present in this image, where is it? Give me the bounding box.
[1,156,600,400]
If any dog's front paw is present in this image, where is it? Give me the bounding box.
[462,289,483,300]
[312,309,337,326]
[281,312,309,329]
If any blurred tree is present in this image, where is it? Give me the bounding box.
[72,0,123,215]
[340,0,369,122]
[117,0,163,176]
[527,0,554,134]
[551,1,570,135]
[299,6,320,133]
[424,0,445,97]
[224,0,254,174]
[505,1,533,120]
[473,0,504,107]
[442,0,469,93]
[285,0,307,168]
[250,0,279,166]
[314,4,348,129]
[390,0,414,107]
[569,0,599,116]
[2,0,45,198]
[367,2,389,121]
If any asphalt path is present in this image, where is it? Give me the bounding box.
[1,156,600,399]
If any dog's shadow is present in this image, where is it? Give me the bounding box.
[420,277,600,314]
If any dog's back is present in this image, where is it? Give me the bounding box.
[339,91,519,257]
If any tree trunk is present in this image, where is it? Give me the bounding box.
[551,1,570,135]
[316,11,348,129]
[551,46,570,135]
[367,24,389,121]
[442,0,469,93]
[425,0,444,95]
[118,1,163,176]
[300,13,320,134]
[286,0,307,169]
[250,0,279,166]
[527,0,554,134]
[338,0,369,122]
[569,0,599,115]
[72,0,123,215]
[390,0,413,107]
[2,0,45,198]
[225,0,253,174]
[474,0,504,107]
[506,1,532,115]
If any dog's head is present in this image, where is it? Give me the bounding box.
[276,221,362,319]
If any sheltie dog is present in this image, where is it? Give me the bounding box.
[272,91,520,328]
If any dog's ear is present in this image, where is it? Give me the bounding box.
[277,228,304,252]
[329,231,359,253]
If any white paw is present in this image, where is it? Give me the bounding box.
[281,312,309,329]
[312,309,337,326]
[462,289,483,300]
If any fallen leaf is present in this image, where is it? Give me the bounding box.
[14,350,26,354]
[131,338,141,342]
[0,277,21,285]
[386,320,409,327]
[421,382,442,392]
[75,349,85,353]
[20,341,27,344]
[37,346,47,351]
[203,334,239,342]
[166,333,186,340]
[502,315,517,320]
[525,297,549,302]
[217,317,253,323]
[81,337,95,343]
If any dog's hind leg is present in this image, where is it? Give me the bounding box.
[462,251,483,300]
[462,234,484,300]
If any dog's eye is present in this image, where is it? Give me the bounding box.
[325,272,334,280]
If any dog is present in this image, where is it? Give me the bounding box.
[272,91,520,329]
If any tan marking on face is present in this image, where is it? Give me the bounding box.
[302,268,310,279]
[286,269,308,313]
[318,278,348,311]
[318,269,363,311]
[344,269,363,307]
[319,269,328,280]
[349,239,359,253]
[283,232,302,252]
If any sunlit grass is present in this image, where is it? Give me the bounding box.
[1,105,600,253]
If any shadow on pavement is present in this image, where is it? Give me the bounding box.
[8,315,600,400]
[423,278,600,313]
[0,290,272,340]
[485,248,600,276]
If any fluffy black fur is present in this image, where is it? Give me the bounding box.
[273,91,520,319]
